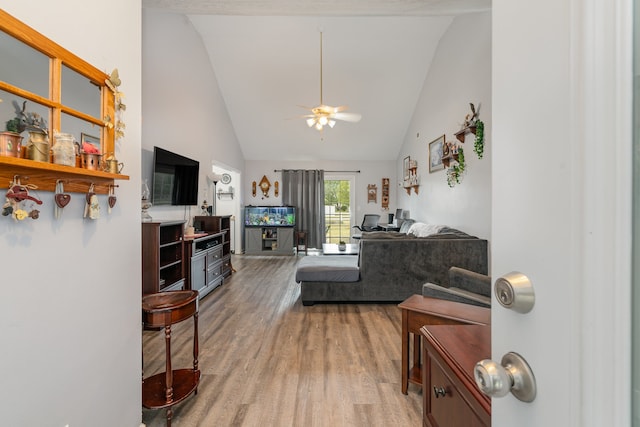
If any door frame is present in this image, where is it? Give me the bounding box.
[324,173,356,242]
[571,0,632,424]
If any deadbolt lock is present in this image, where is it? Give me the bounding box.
[494,272,535,313]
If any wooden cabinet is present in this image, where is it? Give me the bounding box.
[183,232,225,300]
[193,215,232,277]
[420,324,491,427]
[244,226,294,255]
[142,221,186,296]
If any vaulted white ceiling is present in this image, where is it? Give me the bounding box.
[142,0,490,161]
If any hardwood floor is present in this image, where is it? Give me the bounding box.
[142,255,422,426]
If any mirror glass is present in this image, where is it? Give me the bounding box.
[0,31,49,98]
[62,65,101,119]
[61,112,102,152]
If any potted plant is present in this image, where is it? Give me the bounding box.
[0,117,24,158]
[338,241,347,251]
[446,148,466,187]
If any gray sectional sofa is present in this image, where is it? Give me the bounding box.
[295,225,488,306]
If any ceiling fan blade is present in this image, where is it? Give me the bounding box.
[333,112,362,122]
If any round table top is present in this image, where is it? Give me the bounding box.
[142,290,198,313]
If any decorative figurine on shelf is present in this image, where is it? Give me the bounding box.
[462,102,479,129]
[14,100,50,163]
[201,200,210,216]
[141,179,152,222]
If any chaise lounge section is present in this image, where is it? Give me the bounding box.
[296,225,488,306]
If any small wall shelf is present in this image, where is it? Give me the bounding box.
[454,125,477,143]
[404,185,419,195]
[403,164,419,195]
[0,156,129,194]
[216,191,234,200]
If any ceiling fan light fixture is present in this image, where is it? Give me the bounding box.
[300,30,361,134]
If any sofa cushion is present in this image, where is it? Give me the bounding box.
[360,231,411,239]
[295,255,360,283]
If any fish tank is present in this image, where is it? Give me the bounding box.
[244,206,295,227]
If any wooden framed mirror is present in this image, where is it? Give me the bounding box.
[0,9,127,194]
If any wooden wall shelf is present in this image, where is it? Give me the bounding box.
[454,125,477,143]
[404,185,419,195]
[0,156,129,195]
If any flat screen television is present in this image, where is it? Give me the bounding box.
[152,146,199,206]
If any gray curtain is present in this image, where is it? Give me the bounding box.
[282,169,325,249]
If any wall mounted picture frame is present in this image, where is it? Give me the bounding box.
[367,184,377,203]
[81,133,101,153]
[429,134,445,173]
[403,156,411,181]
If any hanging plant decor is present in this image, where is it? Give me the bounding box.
[474,120,485,159]
[446,148,466,187]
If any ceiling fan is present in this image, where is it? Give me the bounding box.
[301,30,362,131]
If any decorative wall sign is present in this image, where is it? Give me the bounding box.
[367,184,377,203]
[252,181,257,197]
[381,178,389,210]
[274,181,279,197]
[403,156,411,184]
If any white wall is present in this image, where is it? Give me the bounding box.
[397,12,492,240]
[141,9,245,223]
[0,2,142,426]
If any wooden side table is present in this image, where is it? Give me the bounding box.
[398,295,490,394]
[142,290,200,426]
[296,230,308,254]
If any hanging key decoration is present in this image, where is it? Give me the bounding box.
[84,183,100,219]
[54,180,71,219]
[107,185,117,214]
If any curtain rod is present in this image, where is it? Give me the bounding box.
[274,169,360,173]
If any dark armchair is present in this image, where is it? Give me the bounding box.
[352,214,381,239]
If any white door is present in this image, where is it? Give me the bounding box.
[492,0,632,426]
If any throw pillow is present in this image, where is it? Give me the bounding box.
[399,219,415,233]
[408,222,445,237]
